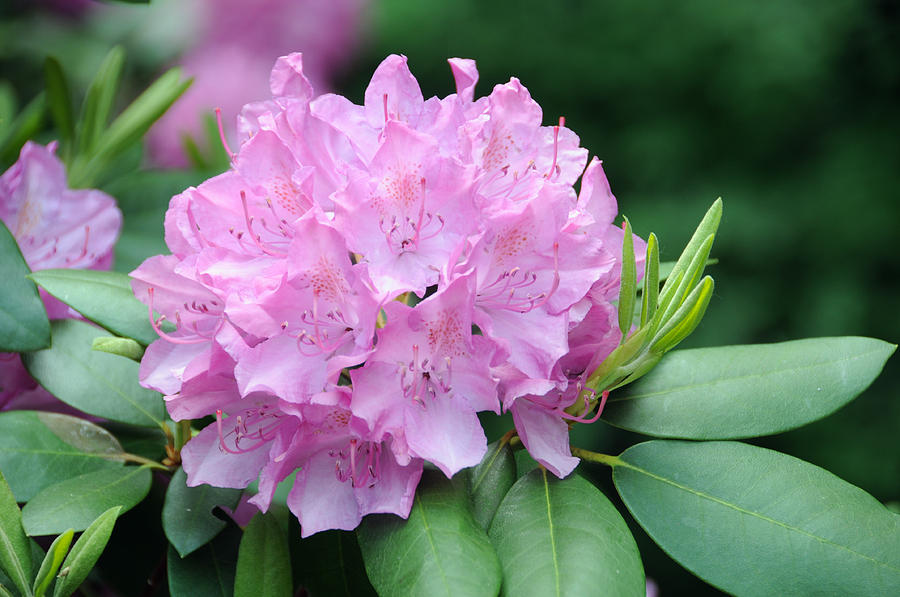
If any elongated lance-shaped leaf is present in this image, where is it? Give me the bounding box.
[0,92,46,164]
[618,216,637,340]
[43,57,74,152]
[68,68,191,187]
[0,471,32,597]
[613,441,900,596]
[33,530,74,597]
[650,276,714,354]
[234,513,291,597]
[640,233,659,327]
[52,507,121,597]
[76,46,125,157]
[357,470,501,597]
[603,337,895,439]
[29,268,162,346]
[655,233,715,327]
[657,198,721,311]
[488,469,645,597]
[468,439,517,531]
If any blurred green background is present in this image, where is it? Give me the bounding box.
[2,1,898,594]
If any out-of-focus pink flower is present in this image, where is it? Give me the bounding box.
[135,53,638,535]
[0,141,122,407]
[147,0,369,167]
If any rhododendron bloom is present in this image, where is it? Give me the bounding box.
[0,141,122,408]
[135,53,641,535]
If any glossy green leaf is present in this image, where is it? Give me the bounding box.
[292,529,376,597]
[163,468,242,558]
[0,471,32,597]
[488,469,644,597]
[22,320,165,428]
[52,507,120,597]
[604,337,896,439]
[32,530,73,597]
[91,336,144,361]
[28,269,158,346]
[22,467,150,536]
[167,527,240,597]
[0,411,124,502]
[467,439,517,530]
[613,440,900,596]
[43,57,74,150]
[0,222,50,352]
[357,469,501,597]
[234,513,291,597]
[76,46,125,157]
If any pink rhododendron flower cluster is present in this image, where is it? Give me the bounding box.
[1,141,122,407]
[133,54,642,536]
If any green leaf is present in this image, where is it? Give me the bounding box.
[68,68,191,188]
[28,269,159,346]
[167,527,240,597]
[488,469,644,597]
[655,234,715,326]
[32,530,73,597]
[604,337,896,439]
[76,46,125,157]
[656,198,721,313]
[648,274,714,353]
[617,217,636,339]
[292,530,375,597]
[467,439,517,530]
[639,233,659,326]
[0,411,124,502]
[91,336,144,361]
[0,93,45,165]
[22,467,150,536]
[613,440,900,596]
[163,468,242,558]
[0,471,33,597]
[0,221,50,352]
[52,506,121,597]
[234,513,291,597]
[22,320,165,428]
[357,469,501,597]
[43,57,74,151]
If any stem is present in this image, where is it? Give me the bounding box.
[109,452,172,471]
[570,446,623,468]
[174,419,192,453]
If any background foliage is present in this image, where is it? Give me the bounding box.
[1,1,897,595]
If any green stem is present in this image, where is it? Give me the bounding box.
[571,446,623,468]
[174,419,192,453]
[110,452,171,471]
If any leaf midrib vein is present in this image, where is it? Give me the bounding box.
[610,349,881,403]
[620,460,900,572]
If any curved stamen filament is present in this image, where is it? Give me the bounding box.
[545,116,565,179]
[147,288,210,345]
[240,190,288,257]
[215,107,235,161]
[477,242,560,313]
[216,408,283,454]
